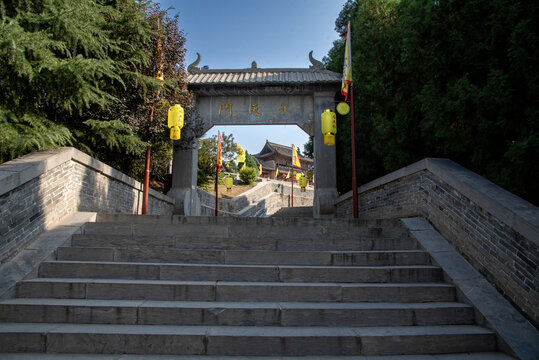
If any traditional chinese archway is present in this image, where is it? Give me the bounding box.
[168,52,341,217]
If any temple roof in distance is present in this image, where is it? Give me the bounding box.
[253,140,313,168]
[188,52,341,86]
[258,141,312,161]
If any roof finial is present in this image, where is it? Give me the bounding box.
[309,51,325,71]
[188,53,202,74]
[251,61,258,69]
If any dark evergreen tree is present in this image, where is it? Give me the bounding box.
[326,0,538,204]
[245,151,258,169]
[303,136,314,158]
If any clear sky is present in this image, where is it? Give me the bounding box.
[157,0,346,155]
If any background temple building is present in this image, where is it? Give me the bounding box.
[253,140,313,179]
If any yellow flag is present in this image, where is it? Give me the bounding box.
[292,144,301,168]
[275,168,279,178]
[259,164,262,175]
[286,170,290,179]
[341,21,353,100]
[236,144,246,163]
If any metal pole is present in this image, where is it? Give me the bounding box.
[215,166,219,216]
[291,170,294,207]
[350,84,358,218]
[142,90,159,215]
[142,18,162,215]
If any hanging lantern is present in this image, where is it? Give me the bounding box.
[300,175,308,192]
[225,176,233,192]
[321,109,337,146]
[168,104,184,140]
[336,102,350,115]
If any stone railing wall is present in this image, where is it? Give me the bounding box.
[198,180,314,217]
[0,148,174,264]
[335,158,539,327]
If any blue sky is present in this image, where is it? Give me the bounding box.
[157,0,346,155]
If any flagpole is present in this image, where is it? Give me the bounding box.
[142,17,162,215]
[215,131,221,217]
[350,84,358,218]
[215,164,219,216]
[291,168,294,208]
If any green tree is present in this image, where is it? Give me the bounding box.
[326,0,539,204]
[0,0,191,189]
[239,167,257,185]
[197,132,237,185]
[244,151,257,169]
[303,136,314,158]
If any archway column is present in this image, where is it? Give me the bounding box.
[313,92,338,217]
[168,138,201,215]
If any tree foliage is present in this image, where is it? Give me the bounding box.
[0,0,191,186]
[303,136,314,158]
[239,166,257,185]
[197,132,237,185]
[326,0,538,204]
[244,151,258,169]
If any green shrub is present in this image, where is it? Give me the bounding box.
[239,167,257,185]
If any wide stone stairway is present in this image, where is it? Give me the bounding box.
[0,214,514,358]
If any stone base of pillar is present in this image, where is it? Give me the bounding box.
[166,187,200,216]
[314,187,338,218]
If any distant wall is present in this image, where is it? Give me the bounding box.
[198,180,314,217]
[0,148,174,264]
[335,158,539,327]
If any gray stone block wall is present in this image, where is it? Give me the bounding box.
[335,159,539,327]
[198,180,313,217]
[0,148,174,264]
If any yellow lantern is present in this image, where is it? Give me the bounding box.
[336,102,350,115]
[300,175,308,192]
[225,176,233,192]
[168,104,184,140]
[321,109,337,146]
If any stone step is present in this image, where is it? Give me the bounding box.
[57,247,431,266]
[82,221,409,240]
[17,279,456,302]
[71,234,419,251]
[0,353,519,360]
[0,298,474,326]
[94,214,404,229]
[17,278,455,303]
[0,323,496,355]
[271,206,314,218]
[38,261,443,283]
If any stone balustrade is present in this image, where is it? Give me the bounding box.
[335,158,539,327]
[0,148,174,264]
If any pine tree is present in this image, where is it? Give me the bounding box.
[0,0,192,189]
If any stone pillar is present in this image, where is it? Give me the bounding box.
[313,92,338,217]
[167,138,200,215]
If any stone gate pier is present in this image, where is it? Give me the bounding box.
[168,52,342,217]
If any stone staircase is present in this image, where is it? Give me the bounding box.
[271,206,314,217]
[0,214,513,358]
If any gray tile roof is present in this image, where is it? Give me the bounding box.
[187,52,341,86]
[188,69,341,85]
[264,141,313,162]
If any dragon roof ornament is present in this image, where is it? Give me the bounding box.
[187,51,326,74]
